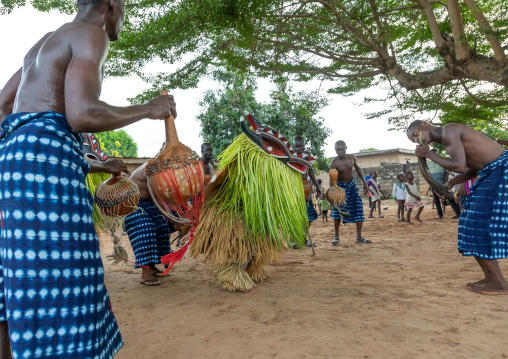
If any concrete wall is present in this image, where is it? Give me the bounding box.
[354,150,417,169]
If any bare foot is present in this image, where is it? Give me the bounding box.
[471,282,508,295]
[465,279,489,288]
[368,215,375,218]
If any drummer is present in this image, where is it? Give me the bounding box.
[124,163,179,286]
[201,142,216,184]
[293,136,320,248]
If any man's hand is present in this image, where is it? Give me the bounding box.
[363,183,368,195]
[147,94,177,120]
[103,158,128,174]
[445,181,454,191]
[415,144,431,158]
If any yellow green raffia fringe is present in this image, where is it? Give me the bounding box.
[85,172,111,233]
[190,134,308,291]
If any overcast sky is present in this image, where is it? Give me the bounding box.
[0,5,416,158]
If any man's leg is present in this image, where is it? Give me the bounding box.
[471,258,508,295]
[0,322,12,359]
[450,200,461,217]
[332,218,341,244]
[355,221,371,243]
[432,190,443,218]
[466,256,491,288]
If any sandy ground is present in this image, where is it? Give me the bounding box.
[101,200,508,359]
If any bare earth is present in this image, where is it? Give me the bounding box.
[101,200,508,359]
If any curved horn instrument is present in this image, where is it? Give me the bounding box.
[417,157,456,202]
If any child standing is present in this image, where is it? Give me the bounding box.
[392,173,407,222]
[404,171,424,224]
[367,171,386,218]
[318,193,330,222]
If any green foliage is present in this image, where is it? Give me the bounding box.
[359,147,378,152]
[95,130,138,157]
[198,72,331,170]
[365,79,508,141]
[4,0,507,138]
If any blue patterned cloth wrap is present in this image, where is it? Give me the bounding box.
[306,200,318,223]
[0,112,122,358]
[331,179,365,223]
[124,200,175,268]
[458,151,508,260]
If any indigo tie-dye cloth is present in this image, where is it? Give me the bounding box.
[306,200,318,223]
[458,151,508,260]
[331,179,365,223]
[124,199,175,268]
[0,112,122,358]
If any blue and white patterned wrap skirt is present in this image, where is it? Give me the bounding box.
[0,112,123,358]
[331,179,365,223]
[458,151,508,260]
[306,200,318,223]
[124,199,175,268]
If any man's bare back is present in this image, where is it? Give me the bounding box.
[14,22,101,116]
[2,0,176,133]
[409,122,505,172]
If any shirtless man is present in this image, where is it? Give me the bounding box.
[201,142,215,184]
[124,163,178,286]
[330,140,370,245]
[407,120,508,295]
[0,0,176,356]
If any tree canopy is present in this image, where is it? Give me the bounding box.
[2,0,507,135]
[198,72,331,169]
[95,130,138,157]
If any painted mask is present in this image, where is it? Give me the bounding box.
[240,112,315,175]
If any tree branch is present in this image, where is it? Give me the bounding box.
[462,0,507,60]
[459,80,508,105]
[410,0,444,49]
[446,0,472,61]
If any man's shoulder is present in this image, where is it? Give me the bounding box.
[53,22,109,45]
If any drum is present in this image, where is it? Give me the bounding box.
[94,172,140,217]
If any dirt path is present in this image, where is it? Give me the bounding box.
[102,200,508,359]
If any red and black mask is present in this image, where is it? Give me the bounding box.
[240,112,315,175]
[81,133,108,161]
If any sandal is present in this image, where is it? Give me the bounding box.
[140,280,160,286]
[305,241,316,247]
[356,238,371,244]
[152,270,166,278]
[331,237,340,245]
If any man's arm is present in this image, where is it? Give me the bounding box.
[415,128,467,173]
[353,156,368,194]
[86,157,128,174]
[64,26,176,133]
[307,168,321,197]
[446,168,477,189]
